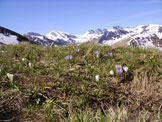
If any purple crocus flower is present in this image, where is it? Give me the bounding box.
[115,64,121,69]
[116,68,123,74]
[108,52,113,57]
[65,55,72,60]
[76,48,80,52]
[94,50,98,55]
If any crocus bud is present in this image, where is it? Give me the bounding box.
[115,64,121,69]
[76,48,80,52]
[94,50,98,55]
[65,55,72,60]
[95,75,99,82]
[116,68,123,74]
[22,58,26,62]
[108,52,113,57]
[7,73,13,82]
[28,62,32,68]
[123,66,128,72]
[110,70,114,76]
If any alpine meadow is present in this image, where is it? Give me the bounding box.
[0,43,161,121]
[0,0,162,121]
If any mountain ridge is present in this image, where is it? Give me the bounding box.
[0,24,162,50]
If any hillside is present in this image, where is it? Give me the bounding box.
[0,26,35,45]
[0,43,161,121]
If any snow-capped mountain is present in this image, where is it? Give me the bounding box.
[46,31,76,45]
[78,24,162,50]
[24,31,75,46]
[23,32,54,46]
[1,24,162,50]
[44,24,162,50]
[126,25,162,49]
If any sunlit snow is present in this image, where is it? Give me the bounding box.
[0,33,19,44]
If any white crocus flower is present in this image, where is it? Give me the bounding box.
[95,75,100,82]
[123,66,128,72]
[28,62,32,68]
[7,73,10,78]
[110,70,114,76]
[22,58,26,62]
[0,69,1,72]
[7,73,14,82]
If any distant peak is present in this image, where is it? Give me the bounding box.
[48,30,70,35]
[27,32,42,36]
[112,26,123,30]
[87,29,108,34]
[87,30,95,34]
[95,28,102,32]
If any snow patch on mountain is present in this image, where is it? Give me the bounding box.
[24,32,54,46]
[0,33,19,44]
[46,31,76,44]
[75,31,103,43]
[103,34,131,45]
[146,24,162,39]
[27,32,44,39]
[128,37,155,47]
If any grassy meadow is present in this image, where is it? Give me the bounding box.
[0,43,162,122]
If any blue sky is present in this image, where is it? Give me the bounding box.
[0,0,162,34]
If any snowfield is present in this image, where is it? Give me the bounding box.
[0,33,19,44]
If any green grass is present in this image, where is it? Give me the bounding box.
[0,43,162,122]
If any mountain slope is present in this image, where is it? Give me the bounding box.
[24,32,55,46]
[126,25,162,50]
[0,26,35,45]
[46,31,76,44]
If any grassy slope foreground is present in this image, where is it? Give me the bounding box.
[0,43,162,122]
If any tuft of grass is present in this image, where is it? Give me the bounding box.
[0,43,162,121]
